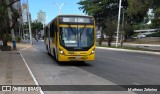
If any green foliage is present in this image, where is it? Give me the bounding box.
[78,0,119,24]
[124,23,134,37]
[104,19,117,46]
[78,0,119,45]
[126,0,152,24]
[31,22,43,34]
[151,0,160,18]
[8,34,12,42]
[78,0,160,44]
[150,19,160,28]
[146,32,160,37]
[104,19,117,36]
[147,1,160,28]
[0,0,20,46]
[16,36,21,43]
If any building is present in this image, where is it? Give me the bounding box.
[37,10,46,24]
[21,1,32,40]
[21,3,27,23]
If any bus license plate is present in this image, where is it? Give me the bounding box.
[75,56,81,59]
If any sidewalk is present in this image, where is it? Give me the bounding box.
[99,42,160,51]
[0,43,40,94]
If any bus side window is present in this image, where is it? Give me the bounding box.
[50,24,54,38]
[54,23,58,32]
[46,27,48,37]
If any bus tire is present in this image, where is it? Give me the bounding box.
[46,45,49,54]
[53,49,56,59]
[80,61,85,63]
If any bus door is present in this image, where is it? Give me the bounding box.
[50,24,55,56]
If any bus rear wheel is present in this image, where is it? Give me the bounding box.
[53,49,57,59]
[46,45,49,54]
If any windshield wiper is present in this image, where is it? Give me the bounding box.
[67,23,76,35]
[80,25,87,41]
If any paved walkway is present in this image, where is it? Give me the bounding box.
[0,43,40,94]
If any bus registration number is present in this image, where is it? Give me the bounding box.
[75,56,81,59]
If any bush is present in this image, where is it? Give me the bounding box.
[16,36,21,43]
[146,32,160,37]
[8,34,12,42]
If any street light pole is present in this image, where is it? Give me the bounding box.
[54,2,64,15]
[26,0,32,45]
[116,0,122,47]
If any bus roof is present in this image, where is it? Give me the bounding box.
[58,14,93,18]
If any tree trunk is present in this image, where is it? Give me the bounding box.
[120,40,124,47]
[98,38,102,45]
[2,32,8,46]
[3,41,7,46]
[6,0,16,50]
[108,36,112,47]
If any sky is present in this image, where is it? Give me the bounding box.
[27,0,85,24]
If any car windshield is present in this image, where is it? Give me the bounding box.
[60,26,94,49]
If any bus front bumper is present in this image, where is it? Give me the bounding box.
[58,54,95,62]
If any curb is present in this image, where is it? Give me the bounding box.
[96,47,160,55]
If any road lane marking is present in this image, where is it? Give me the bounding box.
[138,56,154,60]
[19,50,44,94]
[107,56,128,62]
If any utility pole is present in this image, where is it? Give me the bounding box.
[26,0,32,45]
[120,7,125,47]
[116,0,122,47]
[6,0,16,50]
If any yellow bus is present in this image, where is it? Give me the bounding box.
[44,15,96,62]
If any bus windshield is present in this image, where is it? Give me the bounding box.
[60,26,94,50]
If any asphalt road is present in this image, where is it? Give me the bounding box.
[20,40,160,94]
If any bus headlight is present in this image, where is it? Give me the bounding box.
[91,50,95,54]
[60,50,64,54]
[59,48,65,55]
[90,48,95,54]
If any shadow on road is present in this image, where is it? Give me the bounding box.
[57,61,91,67]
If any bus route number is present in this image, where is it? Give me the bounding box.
[75,18,84,23]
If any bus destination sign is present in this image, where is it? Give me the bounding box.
[59,17,94,24]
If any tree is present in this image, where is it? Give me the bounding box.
[123,23,134,41]
[78,0,119,45]
[150,0,160,28]
[78,0,154,46]
[126,0,152,24]
[31,21,43,36]
[0,0,20,47]
[104,19,117,47]
[0,0,10,46]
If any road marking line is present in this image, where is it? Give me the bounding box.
[108,57,127,62]
[138,56,154,60]
[19,51,45,94]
